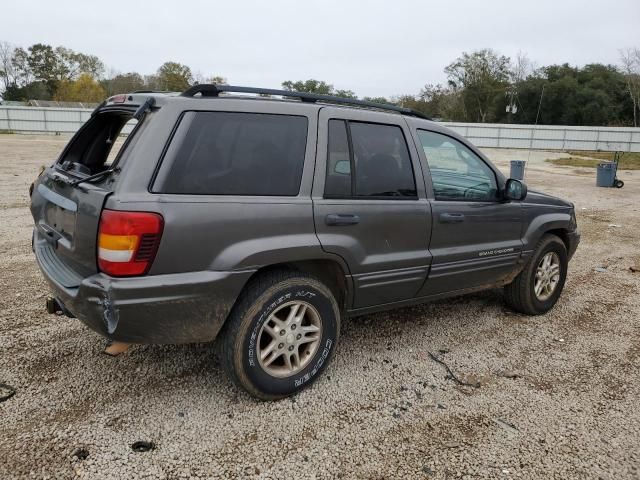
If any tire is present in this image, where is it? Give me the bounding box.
[219,270,340,400]
[504,234,568,315]
[614,179,624,189]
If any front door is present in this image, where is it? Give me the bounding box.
[312,108,432,309]
[412,129,523,296]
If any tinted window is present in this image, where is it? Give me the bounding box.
[418,130,497,201]
[324,121,416,198]
[157,112,308,195]
[324,120,352,197]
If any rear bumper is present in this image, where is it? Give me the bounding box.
[34,233,253,344]
[567,230,580,260]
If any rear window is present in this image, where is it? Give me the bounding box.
[58,111,137,176]
[155,112,308,196]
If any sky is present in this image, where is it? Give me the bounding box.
[3,0,639,98]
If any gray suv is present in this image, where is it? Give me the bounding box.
[30,85,580,399]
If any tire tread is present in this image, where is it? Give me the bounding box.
[504,234,567,315]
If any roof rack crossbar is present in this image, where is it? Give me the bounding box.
[180,84,431,120]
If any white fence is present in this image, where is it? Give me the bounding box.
[1,106,640,152]
[444,122,640,153]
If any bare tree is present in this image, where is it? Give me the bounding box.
[0,41,17,92]
[620,48,640,127]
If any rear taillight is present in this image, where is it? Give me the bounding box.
[97,209,163,277]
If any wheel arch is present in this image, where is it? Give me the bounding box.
[229,257,352,318]
[522,212,572,251]
[544,228,570,253]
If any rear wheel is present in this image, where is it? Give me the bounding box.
[504,234,568,315]
[219,270,340,400]
[614,179,624,188]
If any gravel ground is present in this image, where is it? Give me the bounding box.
[1,135,639,480]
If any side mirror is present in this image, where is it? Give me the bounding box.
[504,178,527,201]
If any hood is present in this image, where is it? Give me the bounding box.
[524,189,573,208]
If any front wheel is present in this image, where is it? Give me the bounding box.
[504,234,568,315]
[219,270,340,400]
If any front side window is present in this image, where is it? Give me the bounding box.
[324,120,416,199]
[417,130,498,201]
[156,112,308,195]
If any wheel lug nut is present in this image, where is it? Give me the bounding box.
[279,330,286,336]
[288,346,294,351]
[278,343,284,349]
[291,324,296,330]
[296,334,301,340]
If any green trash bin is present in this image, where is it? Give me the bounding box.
[596,162,617,187]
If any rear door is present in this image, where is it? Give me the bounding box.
[30,109,137,282]
[412,128,523,296]
[312,108,432,309]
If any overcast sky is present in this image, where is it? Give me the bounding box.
[4,0,639,97]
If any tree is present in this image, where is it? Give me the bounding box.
[334,89,357,98]
[209,75,228,85]
[445,49,511,122]
[156,61,193,91]
[11,47,33,86]
[282,79,333,94]
[281,79,357,98]
[56,47,104,79]
[103,72,145,95]
[363,96,392,104]
[2,81,50,101]
[0,41,17,93]
[27,43,67,96]
[418,84,465,120]
[54,73,106,103]
[620,48,640,127]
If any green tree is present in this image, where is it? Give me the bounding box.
[282,79,333,94]
[445,49,511,122]
[209,75,228,85]
[103,72,145,95]
[334,89,357,98]
[2,81,50,101]
[156,61,193,91]
[418,84,465,120]
[27,43,66,96]
[363,96,392,104]
[281,79,357,98]
[511,63,631,126]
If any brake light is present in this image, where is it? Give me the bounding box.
[98,209,163,276]
[109,94,127,103]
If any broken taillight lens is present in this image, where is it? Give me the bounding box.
[97,209,163,276]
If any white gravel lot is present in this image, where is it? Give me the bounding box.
[0,136,639,479]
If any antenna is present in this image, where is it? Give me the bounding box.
[524,84,545,180]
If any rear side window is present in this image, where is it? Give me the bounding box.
[324,120,416,199]
[156,112,308,196]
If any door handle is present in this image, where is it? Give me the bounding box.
[439,213,465,223]
[325,213,360,226]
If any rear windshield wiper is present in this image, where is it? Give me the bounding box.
[70,167,119,186]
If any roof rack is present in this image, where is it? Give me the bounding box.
[180,84,431,120]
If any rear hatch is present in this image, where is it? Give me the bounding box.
[30,105,142,285]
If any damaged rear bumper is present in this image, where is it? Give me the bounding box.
[34,235,253,344]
